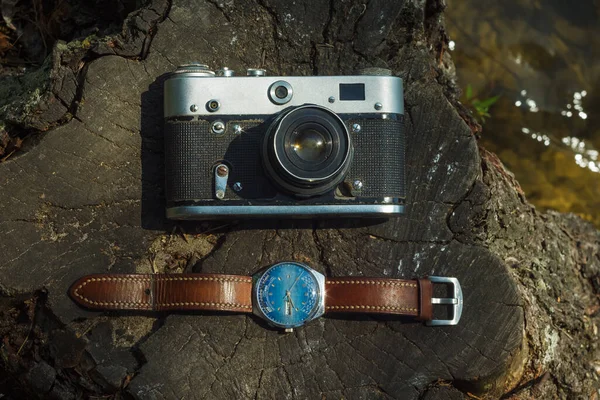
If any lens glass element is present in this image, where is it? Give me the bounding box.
[263,105,353,196]
[290,127,332,163]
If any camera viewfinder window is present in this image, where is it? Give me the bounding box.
[339,84,365,101]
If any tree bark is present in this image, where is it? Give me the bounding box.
[0,0,598,399]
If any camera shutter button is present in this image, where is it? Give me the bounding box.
[247,68,267,76]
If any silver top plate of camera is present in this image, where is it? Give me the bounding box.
[164,66,404,118]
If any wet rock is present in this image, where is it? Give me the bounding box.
[91,364,129,392]
[421,385,465,400]
[48,382,77,400]
[50,329,87,369]
[26,360,56,394]
[85,322,138,391]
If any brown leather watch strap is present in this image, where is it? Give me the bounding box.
[70,272,437,322]
[325,277,433,320]
[69,274,253,313]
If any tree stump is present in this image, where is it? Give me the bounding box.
[0,0,598,399]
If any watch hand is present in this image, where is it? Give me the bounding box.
[286,291,296,310]
[288,273,302,292]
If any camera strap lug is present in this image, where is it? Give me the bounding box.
[214,164,229,200]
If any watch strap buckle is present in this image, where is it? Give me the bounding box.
[426,276,463,326]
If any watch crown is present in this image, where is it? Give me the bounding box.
[284,328,294,333]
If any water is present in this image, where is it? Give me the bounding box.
[446,0,600,227]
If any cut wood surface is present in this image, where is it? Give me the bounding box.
[0,0,598,399]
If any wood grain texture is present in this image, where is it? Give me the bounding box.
[0,0,598,399]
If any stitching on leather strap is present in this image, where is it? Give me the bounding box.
[76,276,251,285]
[73,278,153,306]
[158,302,252,309]
[74,276,252,309]
[328,280,417,287]
[157,276,252,283]
[73,296,152,308]
[326,305,418,312]
[79,277,152,283]
[73,294,251,309]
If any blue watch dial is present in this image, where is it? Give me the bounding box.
[256,262,320,328]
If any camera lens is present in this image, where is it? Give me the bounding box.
[289,127,331,163]
[263,105,353,196]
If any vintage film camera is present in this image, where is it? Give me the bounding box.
[163,64,405,219]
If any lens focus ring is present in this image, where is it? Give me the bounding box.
[262,105,353,197]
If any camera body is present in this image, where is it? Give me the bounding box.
[163,64,405,219]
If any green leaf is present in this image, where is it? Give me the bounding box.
[476,95,500,109]
[466,84,473,100]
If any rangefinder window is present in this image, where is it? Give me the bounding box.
[339,83,365,101]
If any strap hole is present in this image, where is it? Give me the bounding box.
[144,288,151,295]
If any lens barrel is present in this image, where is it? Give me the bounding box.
[263,105,353,197]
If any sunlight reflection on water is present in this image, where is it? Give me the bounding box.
[446,0,600,226]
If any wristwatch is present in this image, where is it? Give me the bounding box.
[69,261,463,331]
